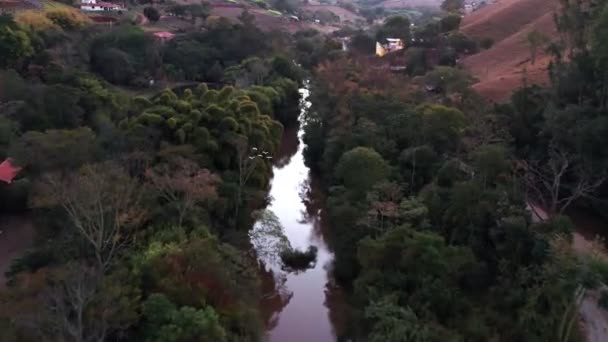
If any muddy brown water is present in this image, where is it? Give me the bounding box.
[253,87,348,342]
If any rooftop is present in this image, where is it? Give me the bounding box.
[0,159,21,184]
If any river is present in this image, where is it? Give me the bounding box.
[252,86,346,342]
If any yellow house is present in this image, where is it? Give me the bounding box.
[376,38,404,57]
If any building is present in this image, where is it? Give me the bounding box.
[0,159,21,184]
[80,0,123,11]
[153,31,175,42]
[375,38,404,57]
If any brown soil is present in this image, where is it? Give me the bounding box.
[0,215,34,288]
[460,0,559,101]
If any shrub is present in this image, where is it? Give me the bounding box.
[280,246,318,271]
[599,291,608,310]
[144,6,161,22]
[480,37,494,49]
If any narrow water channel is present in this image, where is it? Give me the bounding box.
[253,86,345,341]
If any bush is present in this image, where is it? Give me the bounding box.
[599,291,608,310]
[144,6,161,22]
[280,246,318,271]
[480,37,494,49]
[439,14,462,32]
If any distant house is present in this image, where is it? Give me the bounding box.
[0,159,21,184]
[80,0,123,11]
[375,38,404,57]
[153,31,175,42]
[0,0,39,13]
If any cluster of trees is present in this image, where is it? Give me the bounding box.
[348,13,478,74]
[0,9,305,341]
[496,0,608,216]
[301,12,608,338]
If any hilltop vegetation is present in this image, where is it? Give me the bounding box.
[0,7,326,340]
[300,0,608,340]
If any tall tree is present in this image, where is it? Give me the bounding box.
[145,157,218,227]
[525,30,549,64]
[31,163,144,272]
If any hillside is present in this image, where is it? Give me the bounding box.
[460,0,559,101]
[301,5,363,22]
[380,0,442,8]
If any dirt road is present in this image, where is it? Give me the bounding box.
[0,215,34,288]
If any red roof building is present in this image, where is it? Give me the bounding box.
[153,31,175,41]
[0,159,21,184]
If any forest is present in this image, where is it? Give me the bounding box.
[0,6,325,341]
[302,0,608,340]
[1,0,608,341]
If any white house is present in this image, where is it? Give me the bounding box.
[80,0,123,11]
[376,38,404,57]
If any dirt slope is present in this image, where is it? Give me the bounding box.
[460,0,559,101]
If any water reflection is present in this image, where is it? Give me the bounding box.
[253,87,346,342]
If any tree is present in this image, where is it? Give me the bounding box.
[168,4,187,18]
[0,15,34,68]
[524,142,606,215]
[250,210,291,265]
[423,66,474,96]
[145,157,219,227]
[376,16,411,42]
[525,30,549,64]
[184,3,210,24]
[416,103,467,154]
[365,297,432,342]
[10,127,100,173]
[335,147,389,196]
[472,144,510,188]
[41,265,139,342]
[143,6,161,23]
[234,138,270,220]
[441,0,464,13]
[31,163,145,272]
[142,294,227,342]
[439,14,462,32]
[350,32,375,55]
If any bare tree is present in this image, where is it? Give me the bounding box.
[145,157,218,227]
[9,264,137,342]
[31,163,145,273]
[41,266,100,342]
[524,143,605,215]
[235,138,271,221]
[525,30,549,64]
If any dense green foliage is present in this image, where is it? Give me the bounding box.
[2,0,608,340]
[301,1,608,335]
[0,10,303,341]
